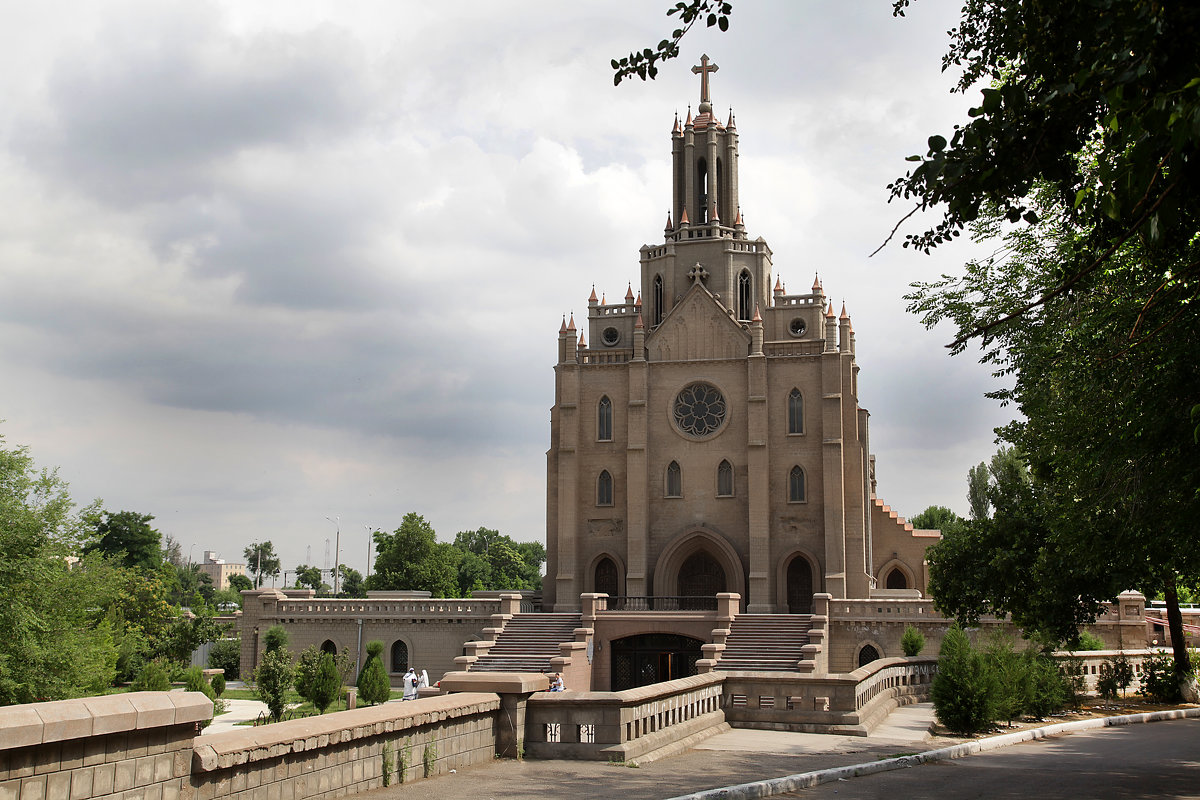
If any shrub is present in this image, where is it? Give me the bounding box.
[358,641,391,706]
[1023,651,1068,718]
[254,648,295,722]
[293,645,323,705]
[208,638,241,680]
[184,666,215,699]
[984,636,1026,725]
[211,673,226,697]
[1059,658,1087,710]
[901,626,925,657]
[131,659,172,692]
[1073,631,1106,651]
[1141,651,1183,702]
[931,626,996,735]
[263,625,290,654]
[310,652,342,714]
[1097,661,1120,700]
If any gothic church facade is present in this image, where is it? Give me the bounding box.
[544,58,935,614]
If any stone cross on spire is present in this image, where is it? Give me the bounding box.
[691,54,719,110]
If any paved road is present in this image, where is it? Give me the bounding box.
[783,717,1200,800]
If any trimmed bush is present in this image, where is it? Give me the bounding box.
[310,652,342,714]
[211,673,226,697]
[263,625,290,654]
[131,659,171,692]
[1141,651,1183,702]
[208,638,241,679]
[931,626,996,734]
[254,648,295,722]
[901,626,925,657]
[358,641,391,706]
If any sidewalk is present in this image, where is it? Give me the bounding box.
[363,704,940,800]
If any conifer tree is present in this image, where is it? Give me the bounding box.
[357,640,391,706]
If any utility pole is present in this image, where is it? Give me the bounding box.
[326,516,341,595]
[364,524,374,583]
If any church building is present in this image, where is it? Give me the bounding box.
[544,57,934,615]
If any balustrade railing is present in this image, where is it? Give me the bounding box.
[604,596,718,612]
[273,597,500,617]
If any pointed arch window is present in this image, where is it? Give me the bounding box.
[717,460,734,497]
[666,461,682,498]
[597,470,613,506]
[788,388,804,435]
[597,396,613,441]
[653,275,664,326]
[789,466,806,503]
[737,270,752,321]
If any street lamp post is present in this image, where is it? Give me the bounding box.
[325,516,341,595]
[364,524,373,583]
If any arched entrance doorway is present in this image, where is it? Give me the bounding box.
[885,567,908,589]
[610,634,704,691]
[786,556,814,614]
[678,551,726,597]
[595,557,619,596]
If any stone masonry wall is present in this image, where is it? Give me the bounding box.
[193,693,500,800]
[0,693,212,800]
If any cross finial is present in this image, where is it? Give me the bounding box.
[691,54,719,107]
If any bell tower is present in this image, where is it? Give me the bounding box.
[672,54,741,230]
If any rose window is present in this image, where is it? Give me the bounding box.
[673,383,727,438]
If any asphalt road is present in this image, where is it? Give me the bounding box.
[783,717,1200,800]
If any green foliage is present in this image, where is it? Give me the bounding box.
[357,643,391,707]
[1059,658,1088,711]
[966,463,989,521]
[423,738,437,778]
[399,742,411,783]
[208,638,241,680]
[210,673,225,697]
[263,625,290,654]
[0,432,126,704]
[86,511,163,572]
[131,659,172,692]
[932,627,996,735]
[293,645,323,705]
[253,648,294,722]
[244,542,281,589]
[309,653,342,714]
[381,742,393,787]
[908,506,965,536]
[369,513,460,597]
[293,564,324,592]
[901,626,925,657]
[610,1,732,85]
[228,574,253,593]
[1072,631,1106,652]
[159,605,229,664]
[1140,652,1183,703]
[338,565,366,597]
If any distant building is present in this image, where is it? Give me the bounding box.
[198,551,247,590]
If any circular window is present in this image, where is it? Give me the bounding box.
[789,318,807,337]
[673,382,728,438]
[602,327,621,347]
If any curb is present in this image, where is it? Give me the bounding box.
[664,707,1200,800]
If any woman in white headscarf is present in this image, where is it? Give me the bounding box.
[402,667,418,700]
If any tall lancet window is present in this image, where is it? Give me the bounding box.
[666,461,682,498]
[597,396,613,441]
[737,270,752,320]
[697,159,709,223]
[597,470,613,506]
[653,275,664,326]
[789,466,806,503]
[717,460,734,497]
[788,388,804,434]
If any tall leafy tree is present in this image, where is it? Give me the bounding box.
[909,505,965,537]
[86,510,163,572]
[966,463,990,521]
[369,513,459,597]
[244,541,281,588]
[911,187,1200,685]
[338,565,365,597]
[293,564,324,592]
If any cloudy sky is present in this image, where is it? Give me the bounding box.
[1,0,1014,577]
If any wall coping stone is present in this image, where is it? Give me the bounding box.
[192,692,499,772]
[439,672,550,694]
[0,692,213,751]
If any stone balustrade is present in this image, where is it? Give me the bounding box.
[524,673,726,762]
[272,597,500,618]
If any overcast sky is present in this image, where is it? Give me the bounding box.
[1,0,1014,577]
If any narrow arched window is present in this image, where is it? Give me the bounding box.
[597,470,613,506]
[789,466,806,503]
[886,568,908,590]
[788,388,804,435]
[717,460,734,497]
[597,396,613,441]
[697,158,709,223]
[737,270,752,320]
[390,640,409,673]
[653,275,664,326]
[666,461,682,498]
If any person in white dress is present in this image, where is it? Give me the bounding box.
[402,667,418,700]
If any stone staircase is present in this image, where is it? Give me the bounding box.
[715,614,813,671]
[469,613,583,673]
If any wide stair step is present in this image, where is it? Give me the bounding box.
[469,613,582,673]
[716,614,813,672]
